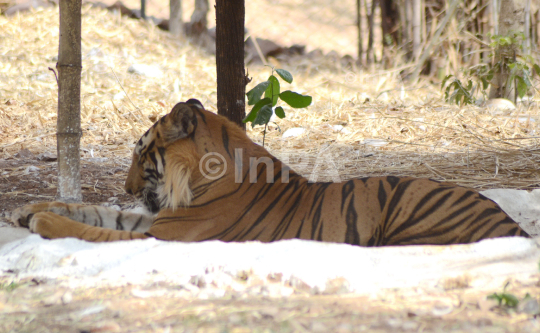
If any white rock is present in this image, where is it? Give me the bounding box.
[518,116,535,123]
[113,91,126,100]
[23,166,39,174]
[481,189,540,236]
[332,125,351,134]
[485,98,516,110]
[127,64,163,78]
[363,139,388,147]
[282,127,305,139]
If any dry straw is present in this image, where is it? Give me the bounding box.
[1,7,539,190]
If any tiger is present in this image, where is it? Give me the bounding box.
[11,99,529,245]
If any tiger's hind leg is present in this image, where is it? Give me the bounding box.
[376,179,529,246]
[12,202,154,233]
[28,212,148,242]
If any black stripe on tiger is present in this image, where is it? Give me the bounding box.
[377,180,387,212]
[385,189,454,242]
[221,125,232,158]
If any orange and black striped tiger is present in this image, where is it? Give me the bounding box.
[12,99,529,245]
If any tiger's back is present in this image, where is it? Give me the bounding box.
[148,163,526,246]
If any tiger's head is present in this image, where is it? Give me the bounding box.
[125,99,264,213]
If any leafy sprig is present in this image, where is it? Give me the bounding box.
[244,68,312,145]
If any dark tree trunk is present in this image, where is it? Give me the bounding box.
[215,0,246,129]
[57,0,82,202]
[366,0,377,64]
[380,0,400,66]
[357,0,363,65]
[141,0,146,19]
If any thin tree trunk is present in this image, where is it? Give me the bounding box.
[398,0,407,56]
[57,0,82,202]
[365,0,376,64]
[411,0,459,82]
[531,10,540,52]
[489,0,527,99]
[141,0,146,19]
[405,0,412,58]
[188,0,209,37]
[492,0,499,35]
[525,0,531,53]
[170,0,183,36]
[357,0,364,65]
[481,0,490,62]
[412,0,422,60]
[215,0,246,129]
[380,0,400,66]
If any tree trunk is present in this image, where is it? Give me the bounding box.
[404,0,412,58]
[412,0,422,60]
[140,0,146,19]
[170,0,183,36]
[489,0,527,99]
[357,0,363,65]
[481,0,491,62]
[365,0,377,64]
[380,0,400,66]
[188,0,209,37]
[215,0,246,129]
[410,0,459,82]
[525,0,531,53]
[57,0,82,202]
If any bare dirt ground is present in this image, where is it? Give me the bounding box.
[1,277,540,332]
[0,156,135,222]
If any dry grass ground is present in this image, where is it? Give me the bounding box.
[1,7,539,190]
[1,6,540,333]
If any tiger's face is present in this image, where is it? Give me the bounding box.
[124,99,202,213]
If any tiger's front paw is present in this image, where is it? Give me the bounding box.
[27,212,53,238]
[11,203,53,228]
[27,212,90,240]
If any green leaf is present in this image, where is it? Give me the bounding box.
[246,81,270,106]
[252,105,273,127]
[279,91,312,108]
[533,64,540,76]
[516,76,528,99]
[444,84,452,101]
[441,75,453,89]
[243,98,272,123]
[276,69,293,83]
[488,293,503,306]
[487,69,494,81]
[481,77,489,90]
[502,294,519,307]
[264,75,280,106]
[275,106,285,119]
[522,70,532,88]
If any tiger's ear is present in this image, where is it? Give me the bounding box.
[162,103,197,143]
[185,98,204,109]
